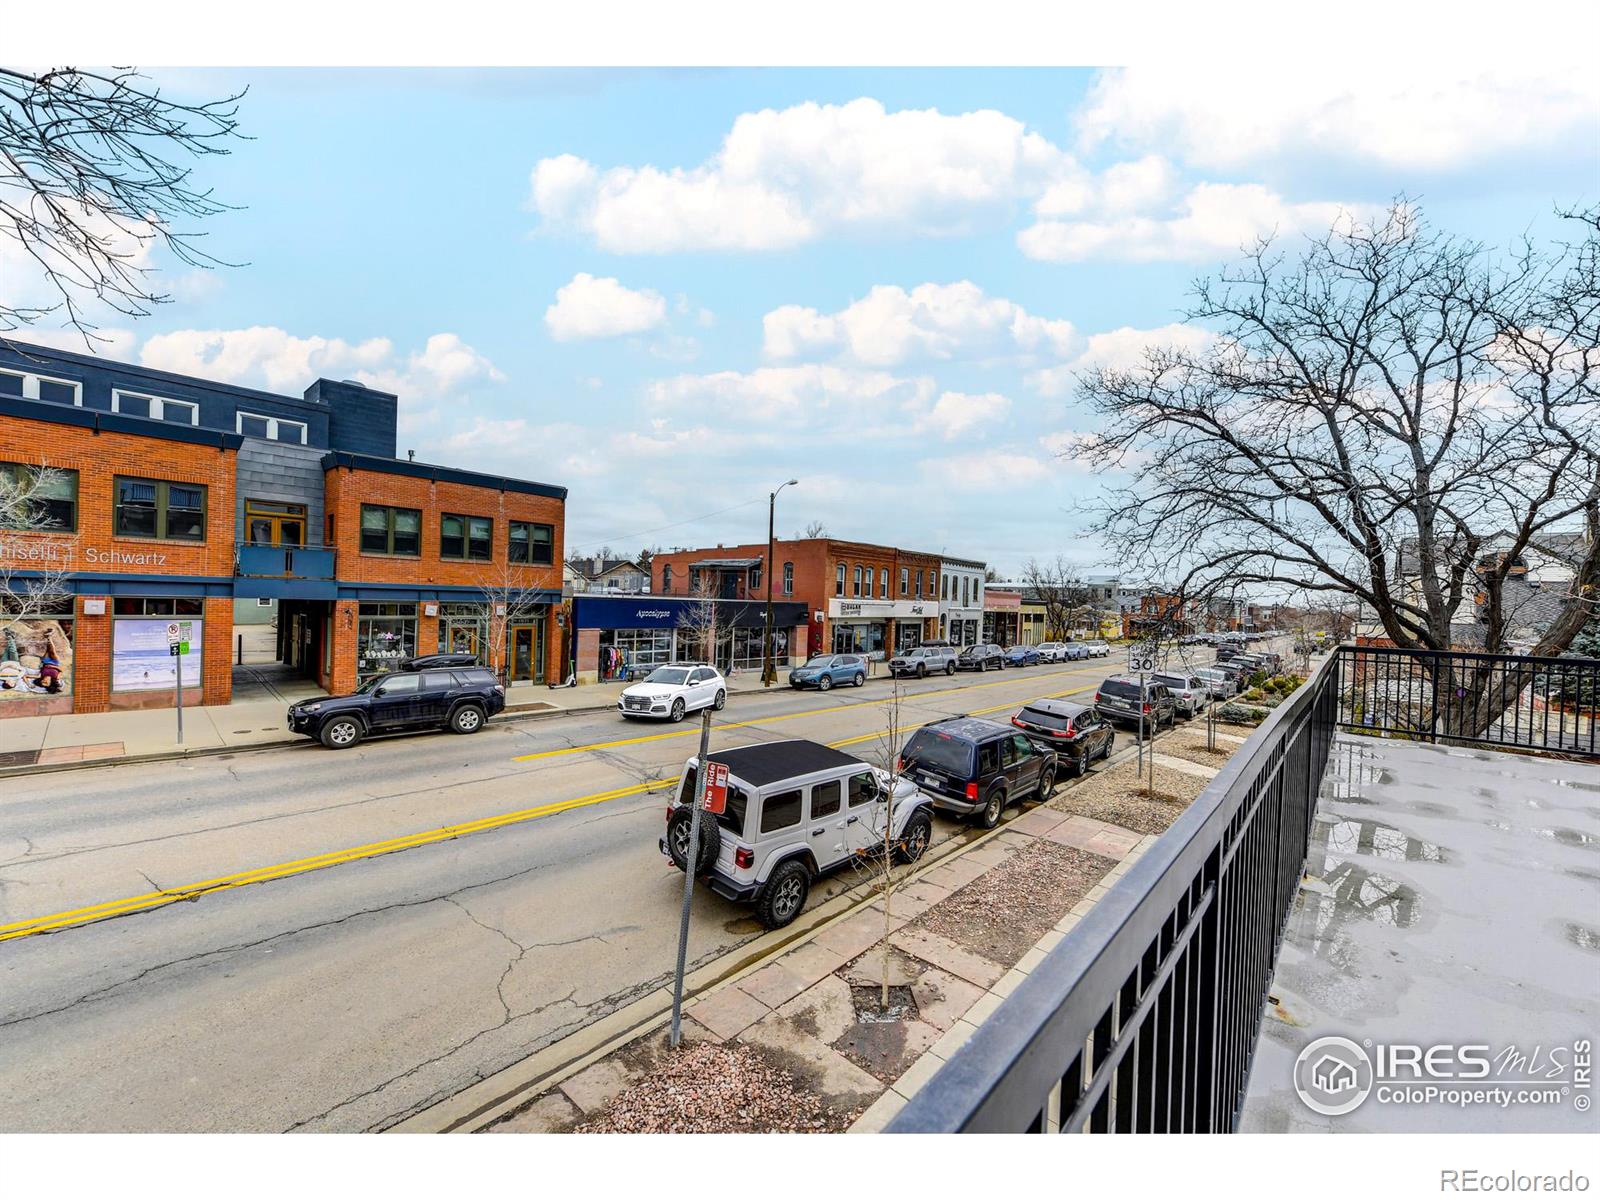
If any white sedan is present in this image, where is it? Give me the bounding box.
[618,663,726,722]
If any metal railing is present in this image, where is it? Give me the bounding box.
[235,543,337,580]
[887,643,1597,1133]
[1337,644,1598,757]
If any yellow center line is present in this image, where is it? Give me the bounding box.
[512,666,1101,763]
[0,678,1103,944]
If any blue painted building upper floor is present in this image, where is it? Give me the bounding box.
[0,338,398,458]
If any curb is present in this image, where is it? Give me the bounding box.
[387,723,1182,1135]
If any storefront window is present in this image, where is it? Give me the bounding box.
[0,605,74,700]
[601,628,673,680]
[110,603,202,692]
[357,602,416,680]
[437,602,488,659]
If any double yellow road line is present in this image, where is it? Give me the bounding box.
[1,672,1096,943]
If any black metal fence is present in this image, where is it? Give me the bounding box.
[889,642,1599,1133]
[887,649,1343,1133]
[1336,644,1598,758]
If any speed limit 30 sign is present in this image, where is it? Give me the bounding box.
[1127,644,1157,673]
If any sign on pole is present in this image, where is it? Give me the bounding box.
[700,761,730,815]
[1127,642,1157,673]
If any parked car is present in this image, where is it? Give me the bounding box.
[1082,640,1111,658]
[899,717,1058,828]
[889,645,958,678]
[1093,676,1177,730]
[1035,641,1066,663]
[1004,644,1042,667]
[789,653,868,691]
[660,739,934,928]
[955,643,1006,672]
[1152,671,1207,717]
[289,665,505,749]
[619,663,726,721]
[1195,667,1237,700]
[1010,699,1115,776]
[1062,642,1091,661]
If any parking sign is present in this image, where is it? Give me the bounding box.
[700,761,730,815]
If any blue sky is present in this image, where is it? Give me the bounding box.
[9,66,1597,574]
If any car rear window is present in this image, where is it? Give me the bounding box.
[1153,674,1187,688]
[1099,679,1142,700]
[760,789,803,834]
[459,668,496,685]
[1018,705,1071,731]
[422,672,458,689]
[679,768,749,834]
[902,728,975,776]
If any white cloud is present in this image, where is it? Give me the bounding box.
[908,391,1012,440]
[137,327,502,400]
[3,325,138,358]
[1027,323,1214,396]
[648,363,932,423]
[1019,182,1353,264]
[763,281,1076,367]
[1076,65,1600,171]
[529,97,1072,253]
[544,272,668,341]
[918,448,1054,492]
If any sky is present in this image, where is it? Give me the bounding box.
[7,65,1598,575]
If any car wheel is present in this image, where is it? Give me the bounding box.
[1102,735,1115,762]
[757,860,811,929]
[945,662,955,675]
[977,786,1005,829]
[319,716,363,750]
[853,672,865,687]
[449,704,485,734]
[665,807,721,875]
[670,698,686,722]
[1036,764,1057,800]
[918,664,927,678]
[895,811,932,864]
[712,689,726,711]
[819,674,833,692]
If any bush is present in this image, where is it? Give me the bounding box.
[1218,703,1269,725]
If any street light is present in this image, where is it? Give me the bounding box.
[761,478,800,686]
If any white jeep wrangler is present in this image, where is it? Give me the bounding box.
[660,739,935,929]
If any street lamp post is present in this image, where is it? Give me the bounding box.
[761,479,799,686]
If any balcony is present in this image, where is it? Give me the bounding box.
[235,543,337,580]
[888,644,1598,1134]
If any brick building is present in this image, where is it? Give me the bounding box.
[0,340,566,718]
[650,537,949,662]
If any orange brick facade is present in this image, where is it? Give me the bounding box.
[651,537,942,657]
[1,413,238,715]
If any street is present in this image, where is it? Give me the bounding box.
[0,659,1122,1132]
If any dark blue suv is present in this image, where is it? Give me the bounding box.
[288,664,506,749]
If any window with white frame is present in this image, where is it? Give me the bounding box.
[112,389,199,426]
[0,367,83,406]
[236,411,309,444]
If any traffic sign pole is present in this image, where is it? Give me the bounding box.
[669,708,714,1048]
[174,641,184,745]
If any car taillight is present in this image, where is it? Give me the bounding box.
[734,847,754,869]
[896,756,905,772]
[1061,722,1075,738]
[1094,691,1101,702]
[1142,702,1151,713]
[965,781,979,801]
[1010,716,1025,728]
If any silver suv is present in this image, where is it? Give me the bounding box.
[889,645,958,678]
[660,739,935,929]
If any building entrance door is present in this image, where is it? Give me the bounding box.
[509,623,543,683]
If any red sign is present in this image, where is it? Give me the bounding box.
[700,762,730,815]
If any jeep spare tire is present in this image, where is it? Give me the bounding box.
[666,806,721,875]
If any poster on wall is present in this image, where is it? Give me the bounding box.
[113,618,203,692]
[0,619,73,699]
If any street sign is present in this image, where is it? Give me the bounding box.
[1128,643,1157,673]
[700,761,730,815]
[166,621,193,647]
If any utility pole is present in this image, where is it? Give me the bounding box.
[669,707,714,1047]
[761,478,798,687]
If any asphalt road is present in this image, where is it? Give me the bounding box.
[0,657,1148,1133]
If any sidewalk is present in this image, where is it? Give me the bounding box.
[0,665,794,774]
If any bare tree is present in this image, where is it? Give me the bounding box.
[676,576,724,669]
[1021,556,1095,639]
[1,464,78,692]
[476,532,549,684]
[1067,202,1599,740]
[1,67,246,346]
[794,521,828,540]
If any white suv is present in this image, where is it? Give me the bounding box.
[660,739,935,928]
[1083,640,1111,658]
[618,663,725,722]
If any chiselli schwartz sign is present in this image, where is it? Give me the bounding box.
[1,537,167,568]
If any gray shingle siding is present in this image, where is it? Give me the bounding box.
[236,439,327,543]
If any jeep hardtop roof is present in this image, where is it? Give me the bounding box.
[702,739,862,788]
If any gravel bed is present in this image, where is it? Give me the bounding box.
[909,838,1113,965]
[1158,722,1259,770]
[575,1042,856,1134]
[1048,759,1205,834]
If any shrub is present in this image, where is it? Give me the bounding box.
[1218,703,1269,725]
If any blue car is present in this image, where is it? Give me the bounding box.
[789,653,869,691]
[1063,643,1090,661]
[1004,645,1042,667]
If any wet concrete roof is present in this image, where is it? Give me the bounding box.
[1240,734,1599,1134]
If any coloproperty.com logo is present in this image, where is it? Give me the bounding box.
[1293,1035,1593,1117]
